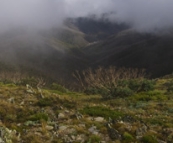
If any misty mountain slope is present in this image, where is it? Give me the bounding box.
[49,25,88,49]
[82,30,173,77]
[0,18,128,82]
[0,18,173,85]
[0,28,90,82]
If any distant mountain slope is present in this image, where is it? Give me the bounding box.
[0,26,90,84]
[82,30,173,77]
[0,18,128,84]
[0,18,173,86]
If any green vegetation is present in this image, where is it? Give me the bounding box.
[0,69,172,142]
[165,80,173,93]
[74,66,155,99]
[88,135,101,142]
[123,132,134,142]
[37,97,54,107]
[50,83,68,93]
[28,113,48,121]
[80,106,123,119]
[141,135,158,143]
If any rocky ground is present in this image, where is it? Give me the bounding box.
[0,75,173,143]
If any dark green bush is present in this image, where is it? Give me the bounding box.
[128,79,142,92]
[28,113,48,121]
[37,97,54,107]
[80,106,123,119]
[63,101,77,109]
[50,83,68,93]
[141,135,158,143]
[110,87,134,98]
[84,87,101,95]
[117,80,129,87]
[128,79,155,92]
[85,79,155,99]
[140,79,155,92]
[89,135,101,142]
[84,73,155,99]
[84,87,110,98]
[123,132,134,142]
[20,78,38,87]
[166,80,173,93]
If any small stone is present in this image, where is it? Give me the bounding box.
[20,101,24,105]
[76,135,82,141]
[88,126,96,132]
[26,84,35,94]
[119,121,124,124]
[136,135,143,140]
[88,126,99,135]
[86,117,94,121]
[8,97,15,103]
[157,139,166,143]
[65,110,70,113]
[34,132,42,136]
[58,113,65,119]
[94,117,104,122]
[67,128,76,134]
[136,124,148,137]
[45,125,54,131]
[24,121,36,126]
[26,89,34,94]
[71,135,75,140]
[78,124,86,128]
[76,134,86,142]
[0,137,4,143]
[59,125,68,131]
[75,112,83,120]
[60,106,63,109]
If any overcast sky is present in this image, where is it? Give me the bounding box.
[0,0,173,33]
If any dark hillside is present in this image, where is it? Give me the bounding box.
[82,30,173,77]
[0,18,173,85]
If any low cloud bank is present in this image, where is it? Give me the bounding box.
[0,0,173,33]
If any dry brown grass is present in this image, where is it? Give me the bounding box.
[73,66,146,89]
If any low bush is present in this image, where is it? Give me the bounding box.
[130,91,167,102]
[123,132,134,142]
[37,97,54,107]
[84,87,102,95]
[141,134,158,143]
[165,80,173,93]
[50,83,68,93]
[128,79,141,92]
[89,135,101,142]
[28,113,48,121]
[140,79,155,92]
[80,106,123,119]
[74,66,155,99]
[87,79,155,99]
[110,87,134,97]
[20,77,38,87]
